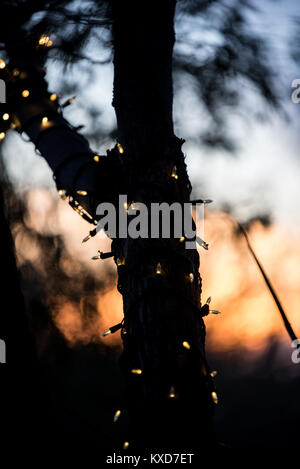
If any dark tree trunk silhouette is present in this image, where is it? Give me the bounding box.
[111,0,215,451]
[0,174,53,449]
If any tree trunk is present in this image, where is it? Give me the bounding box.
[0,173,54,449]
[111,0,215,451]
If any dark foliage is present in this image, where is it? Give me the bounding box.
[0,0,280,151]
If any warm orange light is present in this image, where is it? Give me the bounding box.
[131,369,142,375]
[22,90,30,98]
[39,35,53,47]
[117,142,124,154]
[113,410,121,422]
[2,113,9,121]
[15,202,300,355]
[171,165,178,179]
[182,341,191,350]
[76,190,88,196]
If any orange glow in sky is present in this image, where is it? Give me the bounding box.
[15,189,300,352]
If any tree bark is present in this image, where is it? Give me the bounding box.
[111,0,215,451]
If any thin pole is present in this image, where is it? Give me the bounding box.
[236,220,298,343]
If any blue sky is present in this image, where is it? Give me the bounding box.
[2,0,300,230]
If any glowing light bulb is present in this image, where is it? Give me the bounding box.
[0,132,5,140]
[130,202,137,211]
[74,207,83,216]
[102,322,123,337]
[113,410,121,423]
[156,262,162,275]
[82,234,92,243]
[50,93,57,102]
[196,237,209,250]
[168,386,176,399]
[210,371,217,378]
[93,155,100,162]
[82,228,97,243]
[0,60,6,69]
[188,273,194,283]
[76,190,87,196]
[92,251,101,260]
[2,113,9,121]
[211,391,218,404]
[39,35,53,47]
[39,35,46,45]
[182,341,191,350]
[12,69,20,77]
[179,236,185,243]
[131,369,142,375]
[62,96,76,108]
[58,189,66,199]
[123,441,129,450]
[22,90,30,98]
[42,116,48,125]
[171,165,178,179]
[117,142,124,154]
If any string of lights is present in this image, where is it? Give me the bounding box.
[1,33,218,451]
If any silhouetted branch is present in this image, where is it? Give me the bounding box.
[232,216,298,344]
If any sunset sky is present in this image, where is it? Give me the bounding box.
[2,0,300,359]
